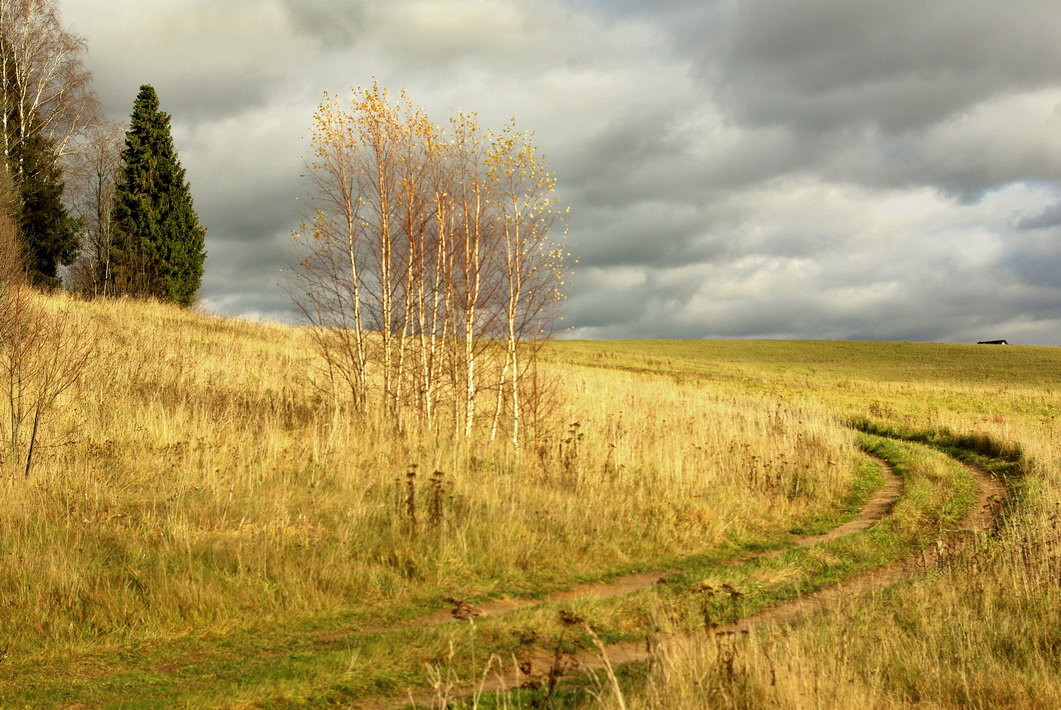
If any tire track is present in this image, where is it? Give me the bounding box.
[359,454,901,635]
[356,453,1005,710]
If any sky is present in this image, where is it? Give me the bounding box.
[59,0,1061,344]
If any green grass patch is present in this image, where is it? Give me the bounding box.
[788,453,885,536]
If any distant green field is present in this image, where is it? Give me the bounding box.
[547,339,1061,421]
[550,339,1059,384]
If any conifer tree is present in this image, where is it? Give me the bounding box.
[111,85,205,306]
[0,0,97,289]
[13,132,80,288]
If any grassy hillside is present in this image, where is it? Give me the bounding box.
[0,294,863,706]
[0,294,1057,708]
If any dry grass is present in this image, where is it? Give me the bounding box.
[7,296,1052,708]
[563,340,1061,710]
[624,500,1061,709]
[0,293,859,664]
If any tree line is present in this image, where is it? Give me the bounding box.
[0,0,205,303]
[2,1,567,451]
[0,0,207,475]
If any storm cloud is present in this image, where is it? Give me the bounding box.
[61,0,1061,344]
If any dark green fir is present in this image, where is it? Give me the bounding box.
[111,85,205,306]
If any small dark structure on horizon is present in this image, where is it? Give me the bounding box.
[977,339,1009,345]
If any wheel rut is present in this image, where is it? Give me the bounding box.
[543,459,1007,675]
[361,454,901,635]
[354,452,1006,710]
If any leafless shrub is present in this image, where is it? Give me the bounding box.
[0,167,95,476]
[64,121,125,297]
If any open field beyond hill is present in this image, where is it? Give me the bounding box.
[541,339,1060,710]
[0,294,1058,708]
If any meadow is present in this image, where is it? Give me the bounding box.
[0,293,1057,708]
[547,338,1060,710]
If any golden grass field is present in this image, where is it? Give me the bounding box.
[552,341,1060,709]
[0,292,1057,708]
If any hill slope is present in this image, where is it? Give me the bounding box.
[0,295,1057,708]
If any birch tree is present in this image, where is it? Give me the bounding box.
[0,0,97,287]
[486,124,565,447]
[0,0,95,167]
[293,85,566,445]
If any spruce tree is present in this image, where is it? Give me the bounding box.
[111,85,205,306]
[11,133,81,289]
[1,58,81,289]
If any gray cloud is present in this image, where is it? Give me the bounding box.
[94,73,285,127]
[652,0,1061,202]
[60,0,1061,345]
[70,0,312,123]
[694,0,1061,134]
[1004,232,1061,290]
[281,0,363,49]
[1019,202,1061,231]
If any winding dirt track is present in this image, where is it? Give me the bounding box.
[348,452,1011,710]
[356,455,1006,709]
[357,456,902,639]
[535,460,1006,678]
